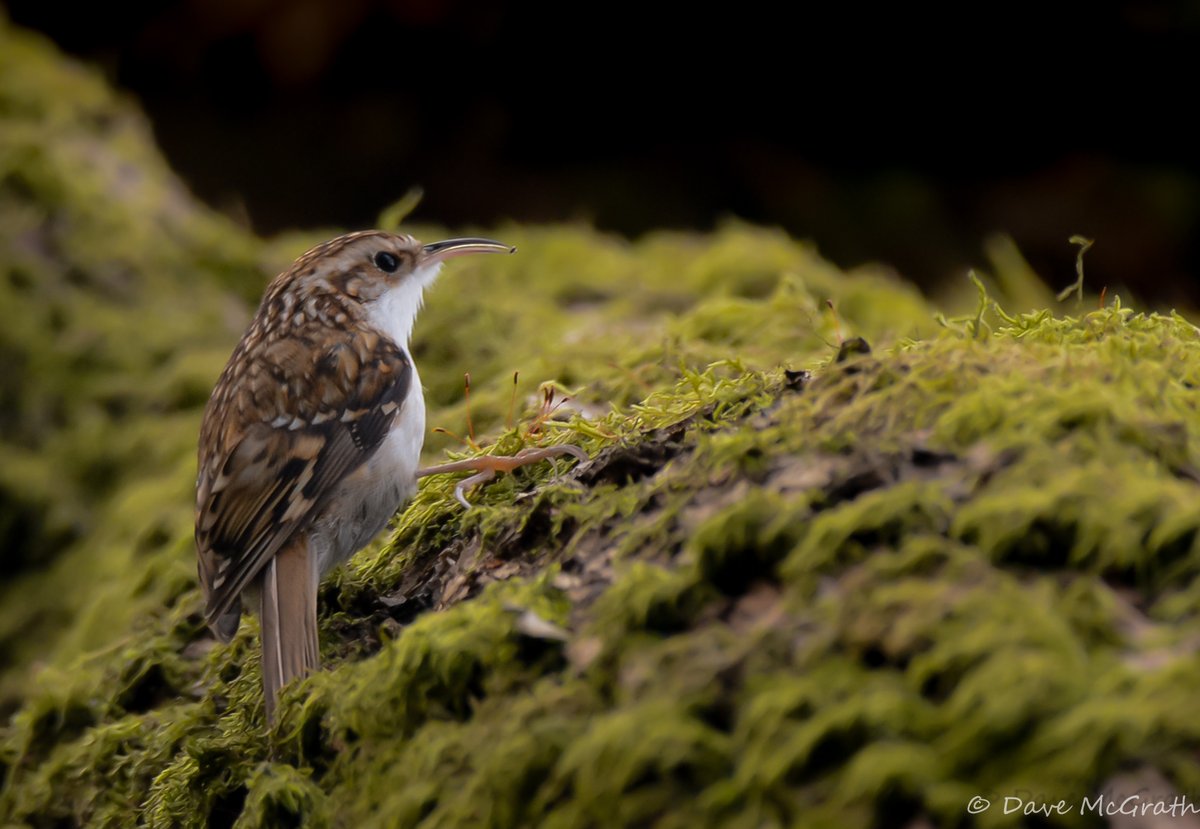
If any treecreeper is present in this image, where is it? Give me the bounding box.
[195,231,586,722]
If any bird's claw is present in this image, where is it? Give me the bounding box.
[453,469,495,510]
[420,444,588,510]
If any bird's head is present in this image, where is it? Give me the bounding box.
[265,230,515,345]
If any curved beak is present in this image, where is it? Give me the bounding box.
[421,237,516,266]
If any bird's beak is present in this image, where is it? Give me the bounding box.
[421,237,516,266]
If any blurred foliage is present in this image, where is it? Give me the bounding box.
[0,13,265,700]
[4,13,1200,829]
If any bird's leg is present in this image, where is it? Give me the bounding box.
[418,445,588,509]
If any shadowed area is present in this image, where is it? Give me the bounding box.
[3,0,1199,305]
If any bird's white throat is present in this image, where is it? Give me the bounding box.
[367,262,443,346]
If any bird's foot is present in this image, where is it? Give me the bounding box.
[417,445,588,509]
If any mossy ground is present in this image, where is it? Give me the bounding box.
[4,15,1200,829]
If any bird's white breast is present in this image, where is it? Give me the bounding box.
[373,357,426,491]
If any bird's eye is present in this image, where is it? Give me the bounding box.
[374,251,400,273]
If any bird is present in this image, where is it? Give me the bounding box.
[194,230,585,722]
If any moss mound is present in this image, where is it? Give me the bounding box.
[4,15,1200,829]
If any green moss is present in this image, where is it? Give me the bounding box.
[693,490,806,594]
[6,12,1200,829]
[0,12,264,703]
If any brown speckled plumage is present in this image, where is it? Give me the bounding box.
[195,230,515,721]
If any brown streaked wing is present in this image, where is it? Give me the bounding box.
[196,329,411,630]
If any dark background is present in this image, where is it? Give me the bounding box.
[6,0,1199,303]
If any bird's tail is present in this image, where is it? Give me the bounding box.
[258,535,319,724]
